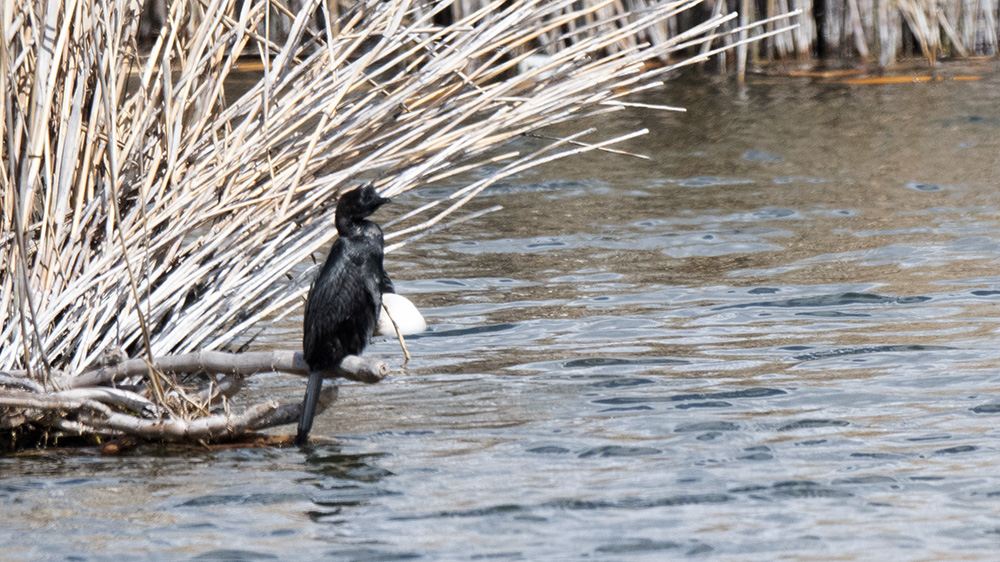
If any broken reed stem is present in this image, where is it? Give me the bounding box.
[382,304,412,363]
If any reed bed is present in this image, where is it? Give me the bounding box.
[736,0,997,65]
[0,0,794,446]
[436,0,1000,67]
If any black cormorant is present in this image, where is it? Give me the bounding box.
[296,184,391,446]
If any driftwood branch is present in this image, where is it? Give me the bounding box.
[72,387,338,441]
[0,350,376,443]
[192,374,244,406]
[61,350,388,389]
[53,388,159,416]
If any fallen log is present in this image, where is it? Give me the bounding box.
[75,387,338,441]
[1,351,387,390]
[0,351,382,446]
[61,350,388,389]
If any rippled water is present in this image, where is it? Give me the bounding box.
[8,65,1000,560]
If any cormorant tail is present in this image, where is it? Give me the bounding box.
[295,371,325,446]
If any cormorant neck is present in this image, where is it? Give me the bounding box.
[336,215,383,239]
[336,214,361,236]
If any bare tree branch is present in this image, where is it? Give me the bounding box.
[61,350,387,389]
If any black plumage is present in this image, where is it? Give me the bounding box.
[380,270,396,295]
[296,185,391,446]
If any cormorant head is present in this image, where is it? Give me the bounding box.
[335,185,391,230]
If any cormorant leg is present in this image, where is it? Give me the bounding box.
[295,371,325,446]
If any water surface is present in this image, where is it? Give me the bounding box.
[7,65,1000,560]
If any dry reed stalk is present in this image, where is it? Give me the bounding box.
[846,0,870,61]
[1,0,794,443]
[877,0,902,65]
[737,0,749,80]
[898,0,940,62]
[791,0,815,57]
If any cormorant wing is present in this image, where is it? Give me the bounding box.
[303,238,382,372]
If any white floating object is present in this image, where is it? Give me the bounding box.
[377,293,427,336]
